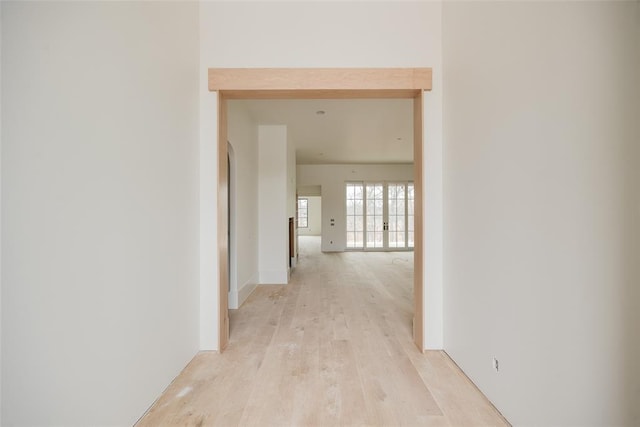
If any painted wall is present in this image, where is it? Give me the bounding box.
[1,2,200,425]
[199,0,443,350]
[297,164,413,252]
[227,102,259,309]
[442,2,640,425]
[258,125,289,284]
[287,133,297,265]
[0,3,3,419]
[299,196,322,236]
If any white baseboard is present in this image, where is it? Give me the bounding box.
[237,278,258,307]
[228,274,258,309]
[259,270,288,285]
[228,289,239,310]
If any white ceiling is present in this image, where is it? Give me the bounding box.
[231,99,414,165]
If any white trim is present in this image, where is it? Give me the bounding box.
[229,274,258,309]
[259,270,288,285]
[238,277,258,307]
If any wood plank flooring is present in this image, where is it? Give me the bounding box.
[137,236,509,426]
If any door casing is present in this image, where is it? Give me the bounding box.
[209,68,431,351]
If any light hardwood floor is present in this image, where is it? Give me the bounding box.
[137,236,509,427]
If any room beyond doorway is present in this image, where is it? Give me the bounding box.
[235,97,415,254]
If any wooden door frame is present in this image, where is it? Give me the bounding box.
[209,68,432,351]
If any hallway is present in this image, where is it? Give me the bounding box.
[137,237,508,426]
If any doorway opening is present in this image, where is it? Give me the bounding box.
[297,192,321,241]
[210,68,431,351]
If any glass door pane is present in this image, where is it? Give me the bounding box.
[407,183,415,248]
[388,183,406,248]
[346,182,364,248]
[365,183,384,249]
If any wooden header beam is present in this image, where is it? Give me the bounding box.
[208,68,432,99]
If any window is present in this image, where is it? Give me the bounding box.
[345,181,414,250]
[297,198,308,228]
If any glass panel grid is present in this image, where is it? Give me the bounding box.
[298,198,308,228]
[366,183,384,248]
[408,183,415,248]
[388,183,406,248]
[346,181,415,251]
[346,183,364,248]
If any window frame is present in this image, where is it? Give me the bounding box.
[297,197,308,228]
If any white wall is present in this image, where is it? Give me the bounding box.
[299,196,322,236]
[199,0,443,350]
[1,2,200,425]
[258,125,289,284]
[227,102,259,309]
[287,133,297,265]
[297,164,414,252]
[443,2,640,425]
[0,3,3,419]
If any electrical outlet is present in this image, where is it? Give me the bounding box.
[492,357,499,373]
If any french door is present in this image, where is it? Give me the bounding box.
[346,181,414,250]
